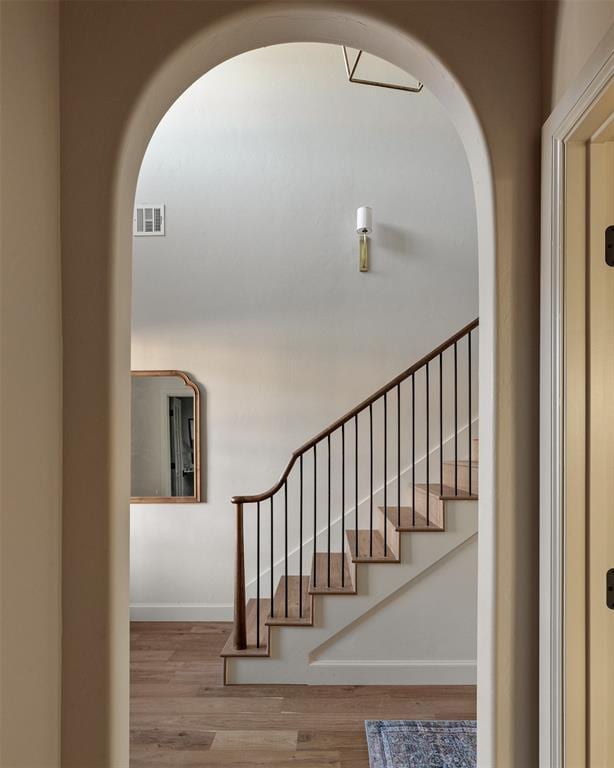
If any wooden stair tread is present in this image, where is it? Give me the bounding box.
[381,506,444,531]
[415,482,478,500]
[267,576,313,626]
[345,529,399,562]
[442,459,478,467]
[309,552,355,594]
[221,598,270,658]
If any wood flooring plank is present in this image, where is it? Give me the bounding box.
[297,731,367,750]
[130,649,175,662]
[132,695,284,715]
[210,729,298,750]
[131,750,341,767]
[130,728,215,750]
[131,683,202,698]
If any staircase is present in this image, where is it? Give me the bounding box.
[222,319,479,684]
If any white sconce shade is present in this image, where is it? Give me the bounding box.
[357,206,373,234]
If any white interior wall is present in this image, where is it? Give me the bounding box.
[130,42,478,619]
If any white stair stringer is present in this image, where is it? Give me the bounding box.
[308,535,477,684]
[225,500,478,685]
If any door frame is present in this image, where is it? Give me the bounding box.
[540,27,614,768]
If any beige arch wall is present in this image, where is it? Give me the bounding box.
[544,0,614,109]
[0,2,62,767]
[59,3,541,766]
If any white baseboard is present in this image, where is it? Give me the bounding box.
[309,658,477,685]
[130,603,233,621]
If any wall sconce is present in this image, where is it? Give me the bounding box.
[357,206,373,272]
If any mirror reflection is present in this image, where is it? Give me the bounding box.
[131,371,200,502]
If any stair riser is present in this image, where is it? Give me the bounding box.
[343,536,359,586]
[267,576,313,626]
[310,551,356,595]
[375,508,400,557]
[413,486,444,528]
[442,463,478,494]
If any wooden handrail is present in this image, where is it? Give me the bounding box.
[231,318,478,504]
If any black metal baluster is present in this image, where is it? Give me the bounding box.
[426,363,430,526]
[467,331,473,496]
[454,340,458,496]
[327,434,331,588]
[284,480,288,618]
[439,352,443,496]
[383,392,388,554]
[341,422,345,588]
[313,444,317,588]
[299,454,303,618]
[256,501,260,648]
[411,373,415,527]
[270,496,274,618]
[369,402,373,557]
[354,414,359,558]
[397,384,401,529]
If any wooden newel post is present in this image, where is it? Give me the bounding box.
[233,502,247,650]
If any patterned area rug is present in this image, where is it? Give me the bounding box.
[365,720,477,768]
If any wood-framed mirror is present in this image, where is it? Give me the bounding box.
[131,370,201,503]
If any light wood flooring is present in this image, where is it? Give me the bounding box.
[130,622,477,767]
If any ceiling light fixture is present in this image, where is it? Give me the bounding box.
[341,47,423,94]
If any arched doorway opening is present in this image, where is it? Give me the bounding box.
[112,6,495,765]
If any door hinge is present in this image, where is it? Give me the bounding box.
[607,568,614,608]
[605,225,614,266]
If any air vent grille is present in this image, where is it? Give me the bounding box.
[134,204,165,236]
